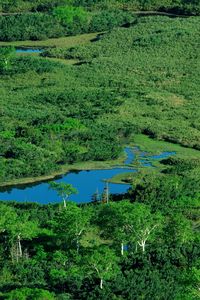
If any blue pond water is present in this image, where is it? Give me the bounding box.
[139,151,176,167]
[0,168,136,204]
[16,48,43,53]
[124,147,135,164]
[0,148,175,204]
[150,151,176,160]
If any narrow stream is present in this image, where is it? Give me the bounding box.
[16,48,43,53]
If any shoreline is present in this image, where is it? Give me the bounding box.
[1,135,200,190]
[0,153,127,189]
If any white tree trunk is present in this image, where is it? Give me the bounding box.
[106,182,109,204]
[100,278,103,289]
[138,240,146,253]
[63,199,66,208]
[5,58,8,67]
[76,238,80,254]
[121,242,124,256]
[17,234,22,257]
[142,241,145,252]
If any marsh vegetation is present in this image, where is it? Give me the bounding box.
[0,3,200,299]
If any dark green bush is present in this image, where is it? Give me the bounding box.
[0,13,64,41]
[89,10,135,32]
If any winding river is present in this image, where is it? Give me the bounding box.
[0,148,175,204]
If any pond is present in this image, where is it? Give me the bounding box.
[16,48,43,53]
[0,148,176,204]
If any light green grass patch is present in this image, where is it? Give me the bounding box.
[81,226,112,248]
[0,32,101,48]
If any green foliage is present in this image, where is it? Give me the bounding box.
[88,9,135,32]
[12,56,61,74]
[87,246,120,286]
[87,123,122,160]
[0,204,17,233]
[0,13,64,41]
[0,46,15,73]
[0,8,135,42]
[53,5,88,25]
[0,194,199,299]
[0,0,199,14]
[130,172,200,209]
[1,16,200,182]
[5,288,55,300]
[1,0,199,43]
[95,201,163,254]
[49,182,78,204]
[0,7,200,300]
[0,53,124,181]
[51,202,92,252]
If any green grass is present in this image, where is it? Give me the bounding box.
[0,32,100,48]
[81,226,112,248]
[108,169,155,185]
[107,171,136,184]
[16,52,79,65]
[44,57,79,65]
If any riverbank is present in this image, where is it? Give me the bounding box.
[0,150,127,188]
[1,135,200,189]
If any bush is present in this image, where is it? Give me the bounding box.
[6,288,55,300]
[89,10,135,32]
[11,56,61,74]
[0,13,64,41]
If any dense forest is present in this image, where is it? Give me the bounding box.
[0,167,200,299]
[0,1,200,299]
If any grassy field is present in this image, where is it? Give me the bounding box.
[0,32,100,48]
[16,52,79,65]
